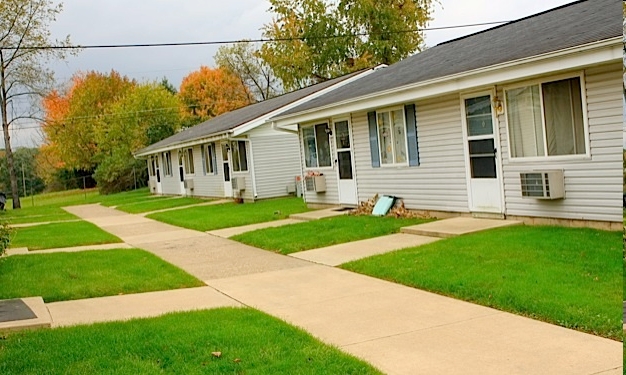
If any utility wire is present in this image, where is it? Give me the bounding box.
[0,21,511,50]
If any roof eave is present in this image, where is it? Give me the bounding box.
[272,37,621,127]
[134,131,232,158]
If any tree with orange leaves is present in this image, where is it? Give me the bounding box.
[42,70,135,171]
[178,66,252,127]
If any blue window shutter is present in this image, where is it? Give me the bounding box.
[367,111,380,168]
[404,104,420,166]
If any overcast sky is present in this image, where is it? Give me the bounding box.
[9,0,575,148]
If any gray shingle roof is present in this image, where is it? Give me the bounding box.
[136,69,367,155]
[277,0,620,117]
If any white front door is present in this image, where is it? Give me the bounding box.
[154,156,162,194]
[177,151,185,195]
[462,94,503,214]
[334,120,358,205]
[222,143,232,197]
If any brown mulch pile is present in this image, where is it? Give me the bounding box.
[350,194,430,219]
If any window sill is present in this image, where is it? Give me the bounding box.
[508,154,591,163]
[379,163,410,168]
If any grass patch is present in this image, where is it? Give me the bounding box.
[233,215,430,254]
[342,226,622,340]
[147,197,309,231]
[0,249,204,302]
[0,205,78,225]
[116,197,209,214]
[6,189,100,208]
[0,308,382,375]
[10,221,122,250]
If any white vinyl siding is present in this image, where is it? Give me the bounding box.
[500,63,622,222]
[352,95,468,212]
[248,123,302,199]
[159,149,182,195]
[193,144,225,198]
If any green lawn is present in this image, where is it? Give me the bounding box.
[147,197,309,231]
[10,221,122,250]
[0,205,78,225]
[233,215,431,254]
[116,196,209,214]
[0,249,204,302]
[0,308,382,375]
[6,188,100,208]
[342,225,622,340]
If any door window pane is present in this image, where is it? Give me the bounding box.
[470,157,496,178]
[465,96,494,136]
[337,151,353,179]
[335,121,350,149]
[468,139,495,155]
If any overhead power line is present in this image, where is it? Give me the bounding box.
[0,21,511,50]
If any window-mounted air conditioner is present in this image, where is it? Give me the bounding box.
[231,177,246,191]
[183,179,194,190]
[304,175,326,193]
[520,170,564,199]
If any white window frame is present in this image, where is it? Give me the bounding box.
[162,151,173,176]
[301,122,333,170]
[202,143,217,175]
[376,106,409,167]
[504,71,590,162]
[184,148,195,175]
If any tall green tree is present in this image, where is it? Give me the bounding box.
[42,72,181,194]
[215,41,282,102]
[0,0,73,208]
[43,70,135,171]
[94,83,181,193]
[260,0,434,91]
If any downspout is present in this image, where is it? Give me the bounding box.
[247,138,259,200]
[272,121,306,204]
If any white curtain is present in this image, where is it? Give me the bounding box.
[506,85,544,157]
[542,78,584,155]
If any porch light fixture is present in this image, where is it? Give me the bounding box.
[324,125,332,136]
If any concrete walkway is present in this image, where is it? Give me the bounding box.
[22,205,624,374]
[290,233,441,266]
[137,198,231,217]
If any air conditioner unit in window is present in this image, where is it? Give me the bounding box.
[231,176,246,191]
[304,175,326,193]
[520,170,564,199]
[184,179,194,190]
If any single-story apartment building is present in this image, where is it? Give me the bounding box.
[134,69,374,201]
[271,0,622,229]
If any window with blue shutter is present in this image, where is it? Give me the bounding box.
[368,104,420,167]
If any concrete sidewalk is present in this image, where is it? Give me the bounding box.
[47,287,240,327]
[56,204,621,374]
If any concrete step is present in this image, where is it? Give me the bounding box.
[401,217,522,238]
